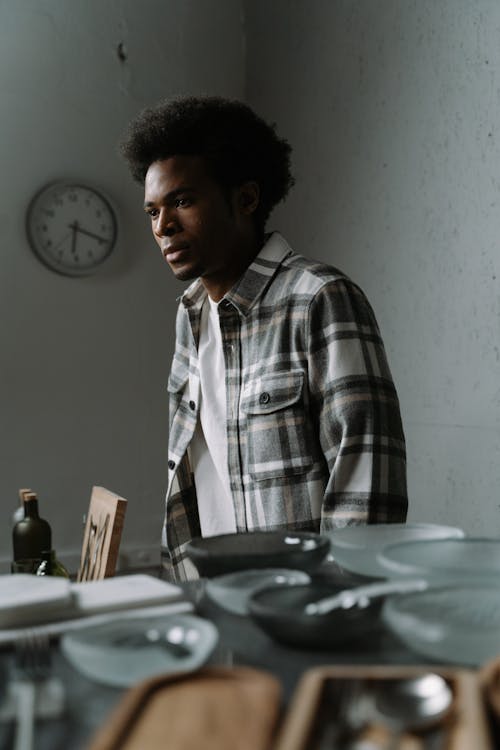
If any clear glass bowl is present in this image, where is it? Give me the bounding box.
[383,584,500,666]
[377,538,500,582]
[324,523,464,578]
[61,613,219,687]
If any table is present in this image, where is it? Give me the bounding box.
[0,569,454,750]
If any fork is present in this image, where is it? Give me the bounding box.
[315,679,369,749]
[13,632,52,750]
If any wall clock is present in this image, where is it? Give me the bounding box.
[26,182,118,276]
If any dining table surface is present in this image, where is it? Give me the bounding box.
[0,562,489,750]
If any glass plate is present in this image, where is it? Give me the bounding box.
[205,568,311,615]
[324,523,464,578]
[377,538,500,581]
[61,612,218,687]
[383,584,500,666]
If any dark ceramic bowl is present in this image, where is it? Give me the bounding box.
[248,582,383,650]
[186,530,330,578]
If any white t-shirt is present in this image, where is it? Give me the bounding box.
[189,295,236,536]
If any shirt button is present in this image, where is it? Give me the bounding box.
[189,400,196,411]
[168,460,176,470]
[259,392,271,405]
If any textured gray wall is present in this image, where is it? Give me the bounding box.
[245,0,500,535]
[0,0,244,570]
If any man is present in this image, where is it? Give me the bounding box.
[121,96,407,581]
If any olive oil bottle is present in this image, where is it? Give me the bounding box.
[12,492,52,573]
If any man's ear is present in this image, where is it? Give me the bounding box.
[237,181,260,215]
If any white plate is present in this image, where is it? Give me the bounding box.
[324,523,465,578]
[377,538,500,581]
[383,584,500,666]
[0,575,72,627]
[205,568,311,615]
[61,612,218,687]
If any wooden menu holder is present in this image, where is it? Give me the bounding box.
[77,486,127,582]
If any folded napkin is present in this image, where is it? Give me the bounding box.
[0,574,191,644]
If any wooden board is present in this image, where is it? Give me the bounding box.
[87,666,281,750]
[77,486,127,581]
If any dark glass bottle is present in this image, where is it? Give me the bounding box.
[12,493,52,573]
[12,487,30,527]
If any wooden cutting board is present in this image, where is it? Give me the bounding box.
[87,666,282,750]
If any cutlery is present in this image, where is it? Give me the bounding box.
[78,517,97,581]
[313,672,453,749]
[88,513,110,580]
[111,626,194,657]
[304,579,428,616]
[12,632,65,750]
[371,673,453,749]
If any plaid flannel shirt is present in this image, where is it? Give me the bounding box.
[161,232,407,581]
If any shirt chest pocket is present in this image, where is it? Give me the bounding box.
[240,369,313,480]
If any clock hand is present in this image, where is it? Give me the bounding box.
[68,222,108,243]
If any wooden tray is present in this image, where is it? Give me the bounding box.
[274,664,493,750]
[87,666,281,750]
[479,656,500,747]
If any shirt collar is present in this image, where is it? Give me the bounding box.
[180,231,293,317]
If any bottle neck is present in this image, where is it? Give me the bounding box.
[23,499,40,519]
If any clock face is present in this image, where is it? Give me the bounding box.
[26,182,118,276]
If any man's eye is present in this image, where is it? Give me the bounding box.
[147,208,159,218]
[175,197,191,208]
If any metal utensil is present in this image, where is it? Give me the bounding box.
[88,513,110,580]
[304,579,428,616]
[12,632,57,750]
[111,624,196,658]
[78,517,97,581]
[371,673,454,749]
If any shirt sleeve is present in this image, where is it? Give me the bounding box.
[306,277,408,527]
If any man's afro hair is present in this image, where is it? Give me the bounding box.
[120,95,294,228]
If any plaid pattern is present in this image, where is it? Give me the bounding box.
[161,233,407,581]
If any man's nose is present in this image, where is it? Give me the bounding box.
[155,209,180,237]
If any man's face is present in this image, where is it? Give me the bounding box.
[144,155,258,298]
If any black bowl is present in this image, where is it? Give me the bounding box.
[248,582,383,650]
[186,530,330,578]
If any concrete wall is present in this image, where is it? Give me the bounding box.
[245,0,500,535]
[0,0,244,570]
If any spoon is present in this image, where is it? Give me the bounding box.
[370,673,454,748]
[112,625,196,657]
[304,579,428,616]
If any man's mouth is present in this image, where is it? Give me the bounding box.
[163,244,189,263]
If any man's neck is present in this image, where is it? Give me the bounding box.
[202,233,264,302]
